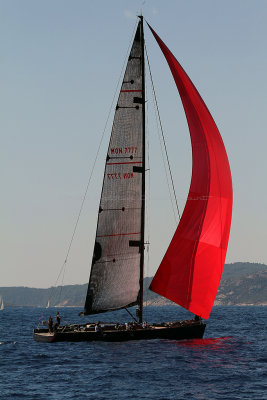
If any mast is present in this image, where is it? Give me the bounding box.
[138,15,145,324]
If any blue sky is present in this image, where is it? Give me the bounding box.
[1,0,267,287]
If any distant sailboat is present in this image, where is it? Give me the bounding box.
[45,300,50,309]
[34,16,232,343]
[0,298,4,311]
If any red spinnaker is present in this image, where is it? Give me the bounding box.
[149,25,233,319]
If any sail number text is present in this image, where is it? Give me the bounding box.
[110,147,138,154]
[107,172,134,180]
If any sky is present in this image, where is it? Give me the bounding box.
[1,0,267,288]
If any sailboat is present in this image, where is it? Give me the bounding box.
[0,298,4,311]
[34,16,232,343]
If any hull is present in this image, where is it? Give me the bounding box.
[33,320,206,343]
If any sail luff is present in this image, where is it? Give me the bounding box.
[148,24,233,319]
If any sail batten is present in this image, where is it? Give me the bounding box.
[84,22,144,316]
[148,25,233,319]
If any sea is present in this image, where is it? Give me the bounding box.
[0,306,266,400]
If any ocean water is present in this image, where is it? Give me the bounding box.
[0,306,266,400]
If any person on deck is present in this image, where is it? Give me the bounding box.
[48,316,53,333]
[56,312,61,326]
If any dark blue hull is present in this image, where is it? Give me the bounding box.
[33,320,206,343]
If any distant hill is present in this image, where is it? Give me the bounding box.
[221,262,267,280]
[0,262,266,308]
[144,263,267,306]
[0,284,87,308]
[216,269,267,305]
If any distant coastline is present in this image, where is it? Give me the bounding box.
[0,262,266,308]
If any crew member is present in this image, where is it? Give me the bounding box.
[56,312,61,326]
[48,316,53,333]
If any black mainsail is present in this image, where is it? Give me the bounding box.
[84,21,145,316]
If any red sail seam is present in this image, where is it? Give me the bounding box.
[96,232,140,238]
[106,161,142,165]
